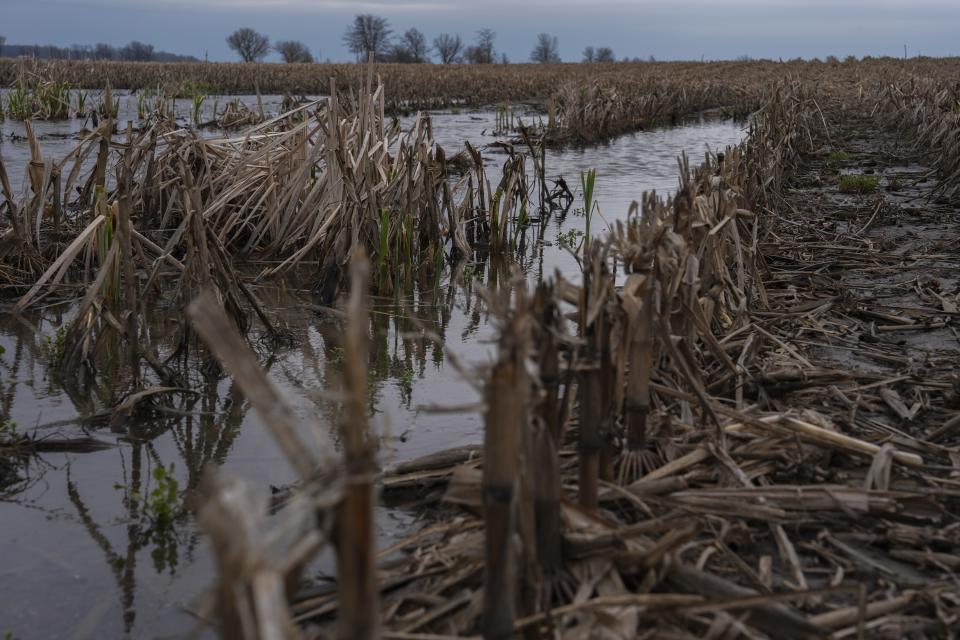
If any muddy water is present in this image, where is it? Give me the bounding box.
[0,102,744,639]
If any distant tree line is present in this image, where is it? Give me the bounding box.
[582,46,616,63]
[220,19,515,65]
[0,21,627,65]
[336,18,609,65]
[336,16,503,64]
[0,40,198,62]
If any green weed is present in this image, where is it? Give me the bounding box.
[398,366,415,391]
[839,174,880,194]
[4,79,72,120]
[0,418,25,448]
[557,228,585,252]
[462,263,483,282]
[42,327,67,365]
[113,463,184,572]
[146,464,181,530]
[190,87,207,127]
[827,150,850,164]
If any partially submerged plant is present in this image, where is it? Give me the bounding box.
[494,102,515,134]
[113,463,185,572]
[557,228,584,251]
[93,89,119,120]
[0,418,25,449]
[145,463,183,531]
[580,168,597,250]
[397,365,415,392]
[42,327,67,366]
[136,88,151,119]
[3,78,72,120]
[4,83,32,120]
[190,85,207,127]
[217,98,263,128]
[74,89,89,118]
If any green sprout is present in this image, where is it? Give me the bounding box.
[580,168,597,250]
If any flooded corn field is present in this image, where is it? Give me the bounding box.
[0,94,743,637]
[2,49,960,640]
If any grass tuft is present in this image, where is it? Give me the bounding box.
[839,174,879,194]
[827,150,850,163]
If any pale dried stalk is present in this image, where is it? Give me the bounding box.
[336,250,380,640]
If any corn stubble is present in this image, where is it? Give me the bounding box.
[3,56,960,638]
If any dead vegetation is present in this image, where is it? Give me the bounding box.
[3,57,960,638]
[4,56,956,117]
[180,72,960,638]
[0,67,549,409]
[879,77,960,201]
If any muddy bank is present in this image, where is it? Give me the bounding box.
[768,114,959,401]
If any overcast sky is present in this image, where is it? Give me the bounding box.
[4,0,959,62]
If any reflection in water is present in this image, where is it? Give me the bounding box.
[0,302,265,636]
[0,110,744,638]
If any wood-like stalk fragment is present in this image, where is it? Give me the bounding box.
[483,340,524,638]
[336,251,380,640]
[619,274,654,483]
[577,253,604,511]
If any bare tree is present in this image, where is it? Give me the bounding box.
[476,28,496,63]
[595,47,615,63]
[274,40,313,63]
[227,27,270,63]
[583,45,615,63]
[464,28,496,64]
[94,43,114,60]
[530,33,560,64]
[0,35,6,58]
[70,44,94,60]
[388,28,429,63]
[121,41,155,62]
[402,28,430,62]
[433,33,462,64]
[343,14,392,62]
